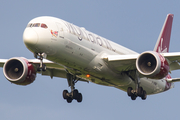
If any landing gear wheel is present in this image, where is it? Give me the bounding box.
[131,94,137,100]
[63,90,68,99]
[127,86,147,100]
[73,89,79,100]
[127,87,133,96]
[137,87,143,97]
[63,73,83,103]
[67,97,72,103]
[77,93,82,103]
[62,89,83,103]
[141,90,147,100]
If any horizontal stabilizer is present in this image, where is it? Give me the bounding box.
[167,78,180,83]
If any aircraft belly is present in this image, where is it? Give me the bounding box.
[139,78,164,94]
[110,76,167,95]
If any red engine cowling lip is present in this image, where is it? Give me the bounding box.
[136,51,169,79]
[3,57,29,83]
[3,57,36,85]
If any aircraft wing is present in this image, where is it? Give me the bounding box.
[28,59,68,79]
[167,78,180,83]
[161,52,180,71]
[104,52,180,72]
[0,59,67,79]
[0,58,89,82]
[0,59,8,67]
[104,54,139,72]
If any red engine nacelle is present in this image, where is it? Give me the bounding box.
[3,57,37,85]
[136,51,169,79]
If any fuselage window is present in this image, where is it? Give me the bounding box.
[41,23,48,28]
[33,23,40,27]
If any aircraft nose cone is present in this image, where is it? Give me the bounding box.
[23,28,38,47]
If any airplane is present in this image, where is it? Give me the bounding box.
[1,13,180,103]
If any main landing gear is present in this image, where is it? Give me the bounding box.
[63,73,83,103]
[127,87,147,100]
[126,71,147,100]
[34,53,46,72]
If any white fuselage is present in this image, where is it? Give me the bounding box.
[23,16,173,95]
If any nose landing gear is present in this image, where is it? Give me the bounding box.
[34,53,47,72]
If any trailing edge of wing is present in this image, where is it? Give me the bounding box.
[161,52,180,61]
[161,52,180,71]
[106,52,180,63]
[28,59,65,70]
[104,54,139,72]
[105,54,139,61]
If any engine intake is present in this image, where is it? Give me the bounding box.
[136,51,169,79]
[3,57,36,85]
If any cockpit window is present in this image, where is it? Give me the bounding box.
[41,23,48,28]
[27,23,33,27]
[33,23,40,27]
[26,23,48,29]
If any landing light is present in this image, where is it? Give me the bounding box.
[86,74,90,78]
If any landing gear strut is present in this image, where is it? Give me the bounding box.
[63,73,83,103]
[126,71,147,100]
[34,53,46,72]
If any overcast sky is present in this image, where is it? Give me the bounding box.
[0,0,180,120]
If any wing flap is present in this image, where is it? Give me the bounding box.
[104,54,139,72]
[28,59,65,70]
[29,59,89,82]
[161,52,180,61]
[106,54,139,61]
[28,59,68,78]
[161,52,180,71]
[41,68,67,79]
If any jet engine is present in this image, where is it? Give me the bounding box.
[3,57,37,85]
[136,51,169,79]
